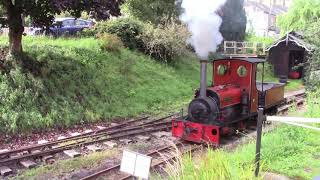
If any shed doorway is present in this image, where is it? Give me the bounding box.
[288,50,304,79]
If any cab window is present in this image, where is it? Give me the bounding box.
[217,64,227,76]
[237,65,247,77]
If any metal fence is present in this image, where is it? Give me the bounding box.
[223,41,267,57]
[0,27,34,35]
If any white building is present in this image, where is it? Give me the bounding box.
[244,0,292,37]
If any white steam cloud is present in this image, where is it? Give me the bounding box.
[181,0,227,59]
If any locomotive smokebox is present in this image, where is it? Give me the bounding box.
[200,60,208,98]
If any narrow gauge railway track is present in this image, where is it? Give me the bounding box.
[79,90,306,180]
[1,116,147,157]
[278,90,305,113]
[119,145,201,180]
[0,90,306,177]
[0,115,174,168]
[80,142,201,180]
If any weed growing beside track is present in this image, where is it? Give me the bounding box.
[14,150,116,179]
[166,149,260,180]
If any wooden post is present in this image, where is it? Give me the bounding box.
[254,42,257,55]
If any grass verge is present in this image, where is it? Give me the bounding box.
[0,36,207,133]
[166,149,260,180]
[285,79,304,92]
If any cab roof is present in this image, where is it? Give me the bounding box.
[213,57,266,63]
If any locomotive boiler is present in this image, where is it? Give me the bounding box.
[172,57,285,145]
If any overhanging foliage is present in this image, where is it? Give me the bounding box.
[277,0,320,34]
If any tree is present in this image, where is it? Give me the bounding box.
[121,0,181,25]
[220,0,247,41]
[0,4,4,16]
[0,0,123,55]
[277,0,320,34]
[0,4,7,27]
[304,20,320,90]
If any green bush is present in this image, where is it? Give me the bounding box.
[141,21,190,62]
[304,20,320,90]
[305,89,320,118]
[79,28,96,37]
[98,33,124,53]
[94,18,144,50]
[93,18,190,63]
[245,33,274,46]
[256,62,277,82]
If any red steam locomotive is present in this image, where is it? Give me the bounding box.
[172,57,285,145]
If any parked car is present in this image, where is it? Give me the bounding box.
[29,17,94,36]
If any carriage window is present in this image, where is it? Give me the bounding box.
[62,20,75,27]
[237,65,247,77]
[217,64,227,76]
[76,20,87,26]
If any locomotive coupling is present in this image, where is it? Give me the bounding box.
[184,126,198,136]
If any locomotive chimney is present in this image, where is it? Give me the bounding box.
[199,60,208,98]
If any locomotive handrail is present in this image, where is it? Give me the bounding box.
[223,41,267,57]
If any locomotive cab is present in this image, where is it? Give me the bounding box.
[172,57,285,145]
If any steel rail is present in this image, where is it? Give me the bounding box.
[0,114,174,158]
[80,142,185,180]
[278,94,306,114]
[119,145,202,180]
[0,123,172,165]
[0,116,149,157]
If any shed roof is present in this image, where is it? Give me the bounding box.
[267,31,314,52]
